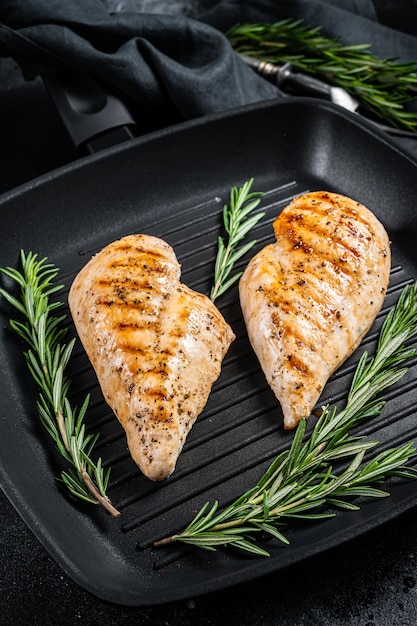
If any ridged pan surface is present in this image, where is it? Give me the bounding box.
[1,99,417,606]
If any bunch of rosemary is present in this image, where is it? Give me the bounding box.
[227,18,417,131]
[0,251,120,516]
[156,280,417,556]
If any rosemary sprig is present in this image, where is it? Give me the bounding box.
[210,178,264,301]
[227,19,417,131]
[155,281,417,556]
[0,251,120,517]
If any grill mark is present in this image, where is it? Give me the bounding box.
[110,242,170,261]
[140,386,169,400]
[268,294,329,361]
[276,192,382,264]
[142,366,170,378]
[277,224,368,284]
[137,390,176,424]
[279,210,371,262]
[116,344,147,354]
[95,299,163,310]
[109,261,168,275]
[116,322,154,330]
[270,310,312,369]
[295,191,376,229]
[286,352,309,375]
[265,268,342,327]
[98,278,155,290]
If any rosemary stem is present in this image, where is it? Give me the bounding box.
[56,407,70,452]
[154,535,175,547]
[209,518,249,532]
[267,498,308,517]
[81,469,120,517]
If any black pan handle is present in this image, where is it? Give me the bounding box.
[43,69,136,153]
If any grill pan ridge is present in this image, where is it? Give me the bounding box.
[1,98,417,605]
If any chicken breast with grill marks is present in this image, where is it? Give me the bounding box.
[239,191,391,430]
[68,234,235,481]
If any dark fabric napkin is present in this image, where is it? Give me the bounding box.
[1,0,417,153]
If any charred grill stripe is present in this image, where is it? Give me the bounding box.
[287,353,309,375]
[130,247,170,259]
[142,387,168,399]
[116,322,155,330]
[142,367,170,378]
[268,313,311,376]
[109,242,170,260]
[116,343,148,353]
[294,191,376,229]
[279,212,370,261]
[278,226,366,280]
[109,262,168,275]
[98,278,155,290]
[94,298,162,311]
[268,287,335,337]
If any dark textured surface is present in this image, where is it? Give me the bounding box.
[2,490,417,625]
[2,2,417,624]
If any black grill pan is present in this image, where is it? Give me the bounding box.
[1,98,417,606]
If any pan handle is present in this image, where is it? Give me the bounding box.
[43,69,136,154]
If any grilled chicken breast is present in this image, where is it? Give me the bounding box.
[69,234,235,480]
[239,191,391,429]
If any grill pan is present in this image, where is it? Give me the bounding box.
[1,97,417,606]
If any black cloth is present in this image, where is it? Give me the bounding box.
[0,0,278,128]
[2,0,417,134]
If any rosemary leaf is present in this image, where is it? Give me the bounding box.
[0,251,120,516]
[210,178,264,302]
